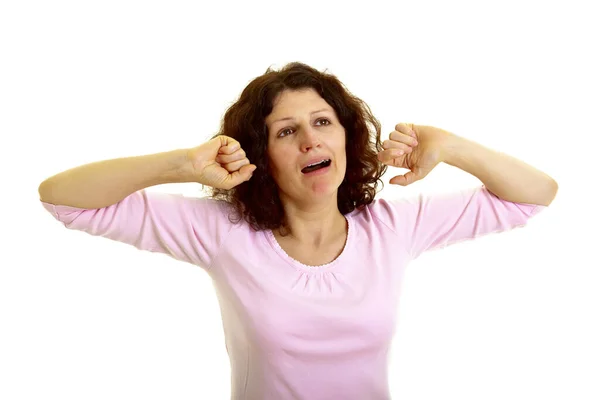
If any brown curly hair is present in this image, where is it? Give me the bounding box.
[208,62,387,232]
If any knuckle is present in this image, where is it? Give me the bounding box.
[226,162,240,172]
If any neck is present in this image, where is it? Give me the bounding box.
[275,196,346,248]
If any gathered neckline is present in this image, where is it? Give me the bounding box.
[263,213,354,273]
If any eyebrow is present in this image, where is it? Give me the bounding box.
[271,108,331,124]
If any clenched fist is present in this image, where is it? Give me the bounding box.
[186,135,257,189]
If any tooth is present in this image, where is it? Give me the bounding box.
[305,159,329,169]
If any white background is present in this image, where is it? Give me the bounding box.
[2,0,599,399]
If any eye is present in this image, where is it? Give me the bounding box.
[277,118,331,138]
[279,128,293,137]
[316,118,331,126]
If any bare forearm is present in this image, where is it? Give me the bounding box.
[441,133,558,206]
[38,148,193,209]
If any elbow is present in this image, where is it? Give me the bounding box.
[541,178,559,206]
[38,179,55,204]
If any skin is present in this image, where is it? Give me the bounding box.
[264,88,348,248]
[261,89,558,259]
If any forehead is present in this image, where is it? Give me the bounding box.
[266,89,332,124]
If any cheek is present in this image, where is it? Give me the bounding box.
[337,145,347,166]
[267,148,293,177]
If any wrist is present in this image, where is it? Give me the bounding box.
[158,148,196,184]
[439,132,470,166]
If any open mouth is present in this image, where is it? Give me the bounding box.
[301,159,331,174]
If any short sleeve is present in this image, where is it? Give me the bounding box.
[40,189,235,270]
[372,184,546,260]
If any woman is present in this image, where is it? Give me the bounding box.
[38,62,558,399]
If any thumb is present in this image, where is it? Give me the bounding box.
[242,164,257,179]
[227,164,257,186]
[390,170,419,186]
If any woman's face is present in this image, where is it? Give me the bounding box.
[265,88,347,205]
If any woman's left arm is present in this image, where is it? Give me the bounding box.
[440,133,558,206]
[381,123,559,207]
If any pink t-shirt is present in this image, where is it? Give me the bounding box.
[40,185,545,399]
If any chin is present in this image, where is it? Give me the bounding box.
[307,178,344,197]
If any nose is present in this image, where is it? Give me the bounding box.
[299,125,321,152]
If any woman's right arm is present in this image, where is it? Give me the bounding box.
[38,138,254,270]
[38,148,194,209]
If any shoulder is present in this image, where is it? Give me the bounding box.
[346,197,404,233]
[140,190,242,226]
